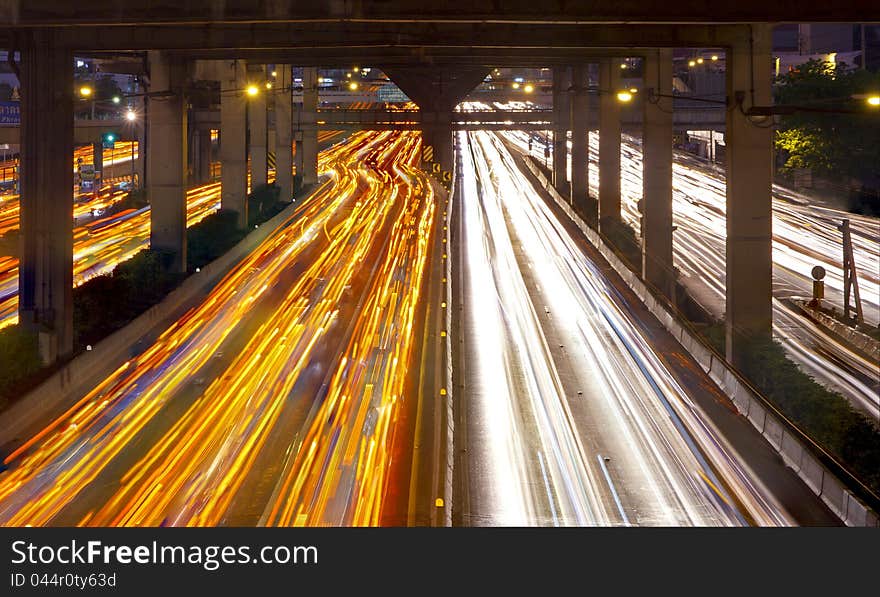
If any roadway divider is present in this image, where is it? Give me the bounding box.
[0,184,325,456]
[518,151,879,527]
[793,300,880,364]
[441,153,457,527]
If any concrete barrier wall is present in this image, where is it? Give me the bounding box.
[520,154,878,527]
[798,303,879,364]
[0,197,308,452]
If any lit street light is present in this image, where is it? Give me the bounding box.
[125,109,137,122]
[867,95,880,107]
[246,84,259,97]
[79,86,93,97]
[349,81,359,91]
[523,83,534,93]
[616,90,633,103]
[112,96,121,104]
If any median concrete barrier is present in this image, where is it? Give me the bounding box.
[763,416,784,451]
[820,474,848,521]
[746,399,767,433]
[800,455,825,495]
[779,431,804,472]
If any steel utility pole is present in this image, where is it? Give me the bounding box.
[839,219,864,324]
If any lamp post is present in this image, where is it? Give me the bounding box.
[126,109,137,189]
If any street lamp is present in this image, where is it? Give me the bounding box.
[688,60,697,67]
[523,83,534,93]
[125,109,136,122]
[112,96,121,104]
[512,82,520,90]
[616,91,634,103]
[265,82,272,90]
[348,81,359,91]
[79,86,93,97]
[246,84,259,97]
[867,95,880,107]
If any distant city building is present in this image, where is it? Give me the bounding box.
[773,24,878,72]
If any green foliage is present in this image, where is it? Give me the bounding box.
[774,59,880,182]
[0,325,41,402]
[186,210,247,271]
[775,128,836,174]
[247,183,284,228]
[73,249,184,348]
[599,216,641,272]
[712,330,880,494]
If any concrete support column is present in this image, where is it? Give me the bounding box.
[726,25,774,365]
[268,126,277,168]
[19,30,74,363]
[220,59,248,228]
[569,64,590,215]
[383,64,489,179]
[195,128,213,184]
[275,65,293,201]
[422,111,454,175]
[248,64,268,189]
[642,49,675,299]
[295,67,318,188]
[147,51,189,273]
[598,58,622,227]
[552,66,570,193]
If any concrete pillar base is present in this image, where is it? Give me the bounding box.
[725,25,774,366]
[248,64,268,189]
[19,30,74,363]
[598,58,622,227]
[569,64,592,220]
[147,51,189,273]
[642,49,675,300]
[552,67,571,193]
[275,65,293,201]
[220,59,248,228]
[295,67,319,187]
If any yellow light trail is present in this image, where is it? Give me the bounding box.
[0,130,436,528]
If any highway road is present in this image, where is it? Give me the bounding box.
[493,107,878,420]
[451,130,842,526]
[0,130,438,527]
[0,131,346,331]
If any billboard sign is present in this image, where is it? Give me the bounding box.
[0,101,20,125]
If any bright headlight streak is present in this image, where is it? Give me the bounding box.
[498,125,878,415]
[0,133,372,525]
[466,131,793,526]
